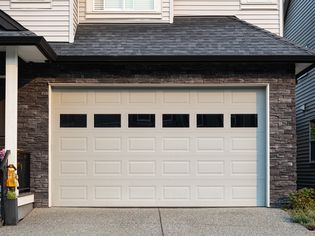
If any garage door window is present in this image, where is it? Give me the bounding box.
[128,114,155,127]
[197,114,224,128]
[163,114,189,128]
[231,114,258,128]
[60,114,87,128]
[94,114,121,128]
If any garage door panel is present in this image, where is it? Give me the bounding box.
[60,92,88,105]
[196,137,225,152]
[94,161,122,176]
[59,137,88,152]
[60,160,88,176]
[94,137,122,152]
[52,88,266,207]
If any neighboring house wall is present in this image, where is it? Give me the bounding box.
[0,0,78,42]
[284,0,315,188]
[173,0,281,35]
[17,62,296,207]
[78,0,171,23]
[295,71,315,188]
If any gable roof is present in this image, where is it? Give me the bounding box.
[0,10,56,61]
[51,16,315,63]
[0,10,26,31]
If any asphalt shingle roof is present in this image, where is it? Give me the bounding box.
[0,30,36,37]
[50,16,313,57]
[0,10,57,61]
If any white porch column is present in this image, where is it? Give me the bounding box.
[5,46,18,167]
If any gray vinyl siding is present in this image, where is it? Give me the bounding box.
[285,0,315,188]
[296,71,315,188]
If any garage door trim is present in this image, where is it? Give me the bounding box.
[47,83,270,207]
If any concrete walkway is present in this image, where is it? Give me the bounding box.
[0,208,312,236]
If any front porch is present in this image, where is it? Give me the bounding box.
[0,14,55,224]
[0,45,54,224]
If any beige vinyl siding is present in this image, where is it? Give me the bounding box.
[1,0,71,42]
[174,0,280,35]
[79,0,170,23]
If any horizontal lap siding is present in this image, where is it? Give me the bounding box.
[1,0,70,42]
[285,0,315,188]
[295,70,315,188]
[174,0,280,35]
[79,0,170,23]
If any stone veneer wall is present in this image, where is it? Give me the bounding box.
[17,62,296,207]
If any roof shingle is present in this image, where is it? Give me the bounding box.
[51,16,314,58]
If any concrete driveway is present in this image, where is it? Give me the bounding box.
[0,208,312,236]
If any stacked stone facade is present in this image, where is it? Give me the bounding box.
[17,62,296,207]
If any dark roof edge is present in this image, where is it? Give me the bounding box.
[0,36,57,61]
[56,55,315,63]
[0,10,26,31]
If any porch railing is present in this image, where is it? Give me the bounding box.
[17,151,30,194]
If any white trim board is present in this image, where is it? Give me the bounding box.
[18,194,34,207]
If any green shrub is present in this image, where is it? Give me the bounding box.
[306,222,315,231]
[6,190,16,200]
[287,188,315,211]
[290,210,310,225]
[289,210,315,230]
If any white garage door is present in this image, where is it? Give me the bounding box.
[51,87,266,207]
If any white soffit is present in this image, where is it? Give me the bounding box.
[296,63,313,76]
[0,46,47,62]
[18,46,47,63]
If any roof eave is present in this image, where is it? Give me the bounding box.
[56,55,315,63]
[0,36,57,61]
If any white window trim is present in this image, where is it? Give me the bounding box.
[91,0,161,13]
[240,0,277,4]
[309,120,315,163]
[11,0,51,2]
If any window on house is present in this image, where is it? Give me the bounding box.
[310,121,315,162]
[94,0,155,11]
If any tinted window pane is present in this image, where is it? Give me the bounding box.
[128,114,155,128]
[197,114,223,128]
[60,114,87,128]
[94,114,121,128]
[311,121,315,140]
[231,114,258,128]
[163,114,189,128]
[311,141,315,162]
[310,121,315,162]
